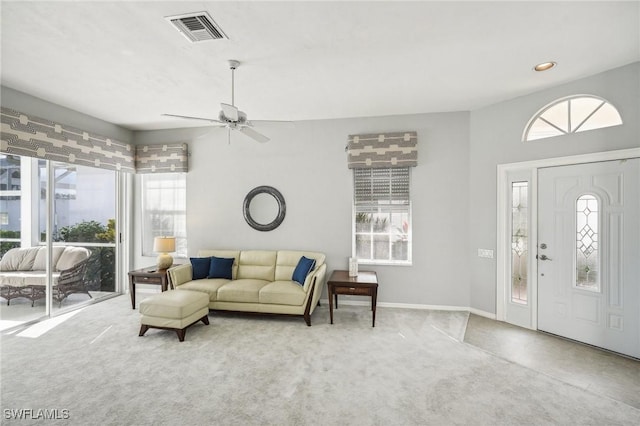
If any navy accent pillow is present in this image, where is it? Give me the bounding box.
[292,256,316,286]
[191,257,211,280]
[208,256,234,279]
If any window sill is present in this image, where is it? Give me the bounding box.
[357,260,412,267]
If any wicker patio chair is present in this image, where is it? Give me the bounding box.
[53,254,96,306]
[0,285,34,305]
[29,252,94,307]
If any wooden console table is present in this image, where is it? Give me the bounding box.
[128,266,169,309]
[327,270,378,327]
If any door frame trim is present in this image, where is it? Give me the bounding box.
[496,147,640,329]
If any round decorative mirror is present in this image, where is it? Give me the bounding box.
[243,186,286,231]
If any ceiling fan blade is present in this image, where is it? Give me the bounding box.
[239,126,270,143]
[162,113,225,124]
[220,103,239,121]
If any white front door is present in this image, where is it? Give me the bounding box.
[537,158,640,358]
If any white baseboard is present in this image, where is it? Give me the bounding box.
[468,308,497,320]
[129,293,499,320]
[319,298,496,320]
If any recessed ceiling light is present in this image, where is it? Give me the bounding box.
[534,62,557,72]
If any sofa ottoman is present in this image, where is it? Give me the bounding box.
[139,290,209,342]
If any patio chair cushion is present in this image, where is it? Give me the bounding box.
[33,246,66,271]
[0,272,62,287]
[0,247,37,271]
[56,247,91,271]
[0,246,89,273]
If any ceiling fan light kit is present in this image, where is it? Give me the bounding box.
[162,59,289,144]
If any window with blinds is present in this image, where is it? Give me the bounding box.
[353,167,411,264]
[141,173,187,258]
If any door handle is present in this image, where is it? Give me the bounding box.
[538,254,552,261]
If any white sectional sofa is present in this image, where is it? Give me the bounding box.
[0,246,92,306]
[167,250,327,326]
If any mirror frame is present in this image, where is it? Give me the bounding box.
[243,186,286,231]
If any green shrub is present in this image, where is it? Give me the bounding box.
[0,230,21,258]
[58,219,115,292]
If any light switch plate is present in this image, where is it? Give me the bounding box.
[478,249,494,258]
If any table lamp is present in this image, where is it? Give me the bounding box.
[153,236,176,269]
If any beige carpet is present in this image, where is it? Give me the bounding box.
[1,295,639,425]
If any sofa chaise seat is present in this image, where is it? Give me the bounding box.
[167,250,327,326]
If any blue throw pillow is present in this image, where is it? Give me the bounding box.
[208,256,234,279]
[191,257,211,280]
[292,256,316,286]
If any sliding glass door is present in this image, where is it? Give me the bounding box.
[42,161,117,312]
[0,155,47,325]
[0,155,120,328]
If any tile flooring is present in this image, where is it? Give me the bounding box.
[464,314,640,409]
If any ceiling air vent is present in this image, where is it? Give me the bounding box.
[165,12,227,43]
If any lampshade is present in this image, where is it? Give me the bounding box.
[153,236,176,269]
[153,236,176,253]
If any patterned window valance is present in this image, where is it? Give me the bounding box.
[135,143,188,173]
[347,131,418,169]
[1,107,189,174]
[1,107,135,172]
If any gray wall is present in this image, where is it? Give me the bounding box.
[1,86,133,143]
[468,61,640,314]
[134,112,471,308]
[4,61,637,313]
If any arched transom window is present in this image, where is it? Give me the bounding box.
[523,95,622,141]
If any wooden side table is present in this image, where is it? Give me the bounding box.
[327,270,378,327]
[128,266,169,309]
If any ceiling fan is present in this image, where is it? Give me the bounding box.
[163,60,289,143]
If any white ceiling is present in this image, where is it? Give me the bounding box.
[1,1,638,131]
